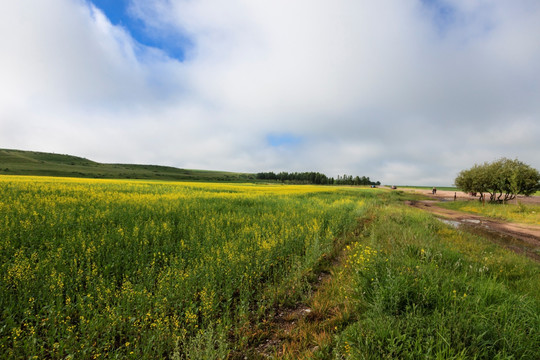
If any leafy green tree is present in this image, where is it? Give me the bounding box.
[455,158,540,202]
[509,160,540,196]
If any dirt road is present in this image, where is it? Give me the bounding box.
[405,199,540,262]
[401,188,540,205]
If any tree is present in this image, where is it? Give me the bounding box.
[508,160,540,196]
[256,171,378,186]
[455,158,540,202]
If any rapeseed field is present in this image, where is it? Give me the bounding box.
[2,176,539,359]
[0,176,372,358]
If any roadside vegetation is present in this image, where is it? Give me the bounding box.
[331,205,539,359]
[1,176,538,359]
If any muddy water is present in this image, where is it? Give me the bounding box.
[437,217,540,262]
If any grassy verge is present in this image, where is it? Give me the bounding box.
[439,200,540,225]
[331,204,540,359]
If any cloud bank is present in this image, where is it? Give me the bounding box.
[1,0,539,185]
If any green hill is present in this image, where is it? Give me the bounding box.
[0,149,254,181]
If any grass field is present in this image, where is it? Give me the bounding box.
[1,176,538,359]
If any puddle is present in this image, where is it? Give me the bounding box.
[437,217,540,262]
[439,218,460,228]
[462,219,481,225]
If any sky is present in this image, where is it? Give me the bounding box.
[1,0,539,186]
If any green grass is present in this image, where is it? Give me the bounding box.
[0,148,254,181]
[439,200,540,225]
[332,205,540,359]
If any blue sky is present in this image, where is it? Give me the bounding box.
[1,1,540,185]
[421,0,457,33]
[267,134,303,148]
[89,0,189,60]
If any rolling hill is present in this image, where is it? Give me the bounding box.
[0,148,254,181]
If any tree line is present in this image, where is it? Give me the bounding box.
[256,171,380,186]
[455,158,540,202]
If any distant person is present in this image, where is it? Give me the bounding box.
[432,187,437,195]
[454,192,457,201]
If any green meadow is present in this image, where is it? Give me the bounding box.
[1,177,538,359]
[0,149,253,181]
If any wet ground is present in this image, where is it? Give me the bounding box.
[407,200,540,262]
[438,217,540,262]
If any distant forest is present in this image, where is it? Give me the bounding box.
[256,171,380,186]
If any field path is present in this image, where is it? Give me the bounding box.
[239,220,371,359]
[399,187,540,205]
[405,199,540,262]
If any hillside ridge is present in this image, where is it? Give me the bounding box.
[0,148,252,181]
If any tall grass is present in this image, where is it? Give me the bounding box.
[335,205,540,359]
[0,176,373,358]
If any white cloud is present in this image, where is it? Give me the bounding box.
[1,0,539,185]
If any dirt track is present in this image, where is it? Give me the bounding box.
[398,188,540,262]
[401,188,540,205]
